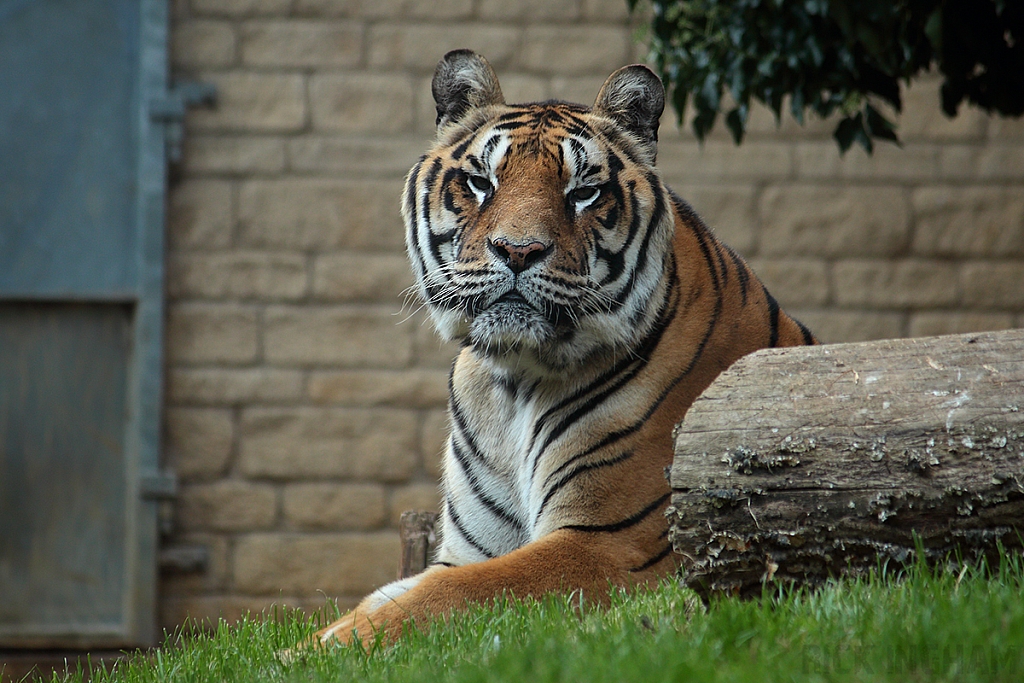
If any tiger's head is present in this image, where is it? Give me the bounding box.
[404,50,673,374]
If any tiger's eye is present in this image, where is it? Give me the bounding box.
[569,186,599,204]
[468,174,493,194]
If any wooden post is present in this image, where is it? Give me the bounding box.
[398,510,438,579]
[669,329,1024,597]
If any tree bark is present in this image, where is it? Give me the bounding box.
[668,328,1024,598]
[399,510,438,579]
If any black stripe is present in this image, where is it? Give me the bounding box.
[560,493,669,534]
[450,130,477,160]
[535,450,634,523]
[623,172,667,290]
[481,134,502,165]
[726,246,750,307]
[763,285,780,347]
[797,318,816,345]
[532,277,679,475]
[447,497,496,559]
[450,439,525,532]
[713,241,729,289]
[404,160,429,283]
[541,274,720,490]
[449,373,492,470]
[629,544,674,573]
[688,218,722,295]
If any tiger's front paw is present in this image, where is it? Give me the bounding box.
[315,609,395,648]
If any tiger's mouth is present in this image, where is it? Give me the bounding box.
[466,287,566,351]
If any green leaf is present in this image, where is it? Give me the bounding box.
[865,102,901,145]
[725,104,748,144]
[833,112,872,154]
[692,107,717,142]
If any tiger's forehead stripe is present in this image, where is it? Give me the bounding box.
[560,135,606,184]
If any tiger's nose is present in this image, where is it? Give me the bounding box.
[488,237,551,274]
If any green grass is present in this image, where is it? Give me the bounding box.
[49,556,1024,683]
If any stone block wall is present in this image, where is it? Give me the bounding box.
[161,0,1024,630]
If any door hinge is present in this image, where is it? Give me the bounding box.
[150,81,217,163]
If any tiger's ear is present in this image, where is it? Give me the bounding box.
[432,50,505,130]
[593,65,665,155]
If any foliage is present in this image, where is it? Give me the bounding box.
[42,555,1024,683]
[631,0,1024,152]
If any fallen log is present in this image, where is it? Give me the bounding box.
[668,328,1024,598]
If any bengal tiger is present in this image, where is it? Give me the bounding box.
[313,49,815,646]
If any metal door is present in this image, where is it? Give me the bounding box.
[0,0,199,647]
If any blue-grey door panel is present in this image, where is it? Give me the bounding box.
[0,0,139,298]
[0,304,131,631]
[0,0,174,647]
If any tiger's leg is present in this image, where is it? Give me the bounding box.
[312,568,443,644]
[315,528,657,647]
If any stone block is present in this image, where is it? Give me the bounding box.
[307,369,449,408]
[166,303,260,364]
[421,410,449,479]
[238,179,406,250]
[177,480,278,532]
[389,483,440,525]
[311,252,413,301]
[238,407,418,481]
[368,24,521,71]
[973,145,1024,180]
[672,184,757,255]
[263,305,414,367]
[186,72,306,133]
[172,20,236,69]
[786,309,905,344]
[908,312,1016,338]
[294,0,473,20]
[168,251,308,300]
[912,187,1024,257]
[987,116,1024,141]
[961,262,1024,308]
[233,532,401,595]
[240,20,363,68]
[288,136,428,177]
[833,260,959,309]
[167,180,234,249]
[794,141,939,181]
[182,135,287,174]
[582,0,632,21]
[291,0,361,18]
[657,139,794,181]
[310,73,416,134]
[191,0,291,17]
[759,185,909,257]
[745,259,830,307]
[899,78,988,141]
[478,0,579,20]
[518,26,629,75]
[167,368,305,405]
[164,408,234,479]
[282,482,387,530]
